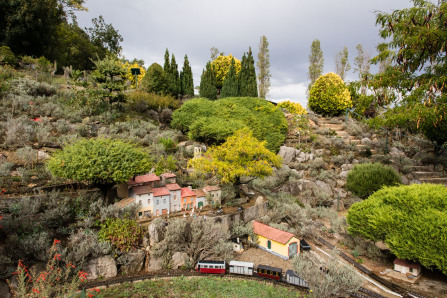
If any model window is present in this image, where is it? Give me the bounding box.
[174,195,177,201]
[203,265,208,268]
[184,199,187,203]
[163,198,166,204]
[209,266,213,269]
[267,240,272,250]
[191,198,194,202]
[138,200,142,205]
[147,199,151,204]
[138,212,142,217]
[156,199,159,205]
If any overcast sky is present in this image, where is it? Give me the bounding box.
[75,0,412,107]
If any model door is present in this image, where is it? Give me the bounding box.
[289,242,297,257]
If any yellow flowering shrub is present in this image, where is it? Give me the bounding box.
[211,54,241,88]
[123,62,146,88]
[277,101,307,115]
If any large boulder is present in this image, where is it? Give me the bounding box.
[83,256,117,280]
[278,146,299,164]
[389,147,405,158]
[331,198,345,211]
[118,251,145,275]
[148,254,163,271]
[315,180,333,196]
[279,180,302,196]
[148,221,166,247]
[0,280,11,298]
[171,252,190,269]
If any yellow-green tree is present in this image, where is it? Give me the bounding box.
[188,128,282,185]
[278,101,307,115]
[212,54,241,91]
[122,62,146,88]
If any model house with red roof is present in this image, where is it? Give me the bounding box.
[249,221,300,260]
[203,185,221,207]
[393,258,421,277]
[122,172,221,218]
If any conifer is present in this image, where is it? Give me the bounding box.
[170,54,180,96]
[238,48,258,97]
[181,55,194,97]
[220,57,238,98]
[199,61,217,100]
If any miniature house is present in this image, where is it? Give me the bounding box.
[393,258,421,277]
[203,185,221,207]
[250,221,300,260]
[232,238,244,252]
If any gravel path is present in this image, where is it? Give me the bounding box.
[232,246,294,271]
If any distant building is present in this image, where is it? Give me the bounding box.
[181,187,196,211]
[203,185,221,207]
[393,258,421,276]
[249,221,300,260]
[193,189,207,209]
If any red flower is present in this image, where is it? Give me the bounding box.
[53,239,61,246]
[78,271,88,281]
[94,288,100,293]
[53,254,61,260]
[66,263,76,269]
[32,288,40,294]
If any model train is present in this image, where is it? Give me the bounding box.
[196,260,309,288]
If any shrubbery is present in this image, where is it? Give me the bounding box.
[98,218,144,252]
[346,163,401,199]
[125,90,180,113]
[172,97,287,152]
[347,184,447,274]
[309,72,352,116]
[277,100,307,115]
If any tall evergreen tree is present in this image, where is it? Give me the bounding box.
[199,61,217,100]
[220,57,238,98]
[170,54,180,96]
[163,48,170,73]
[180,55,194,97]
[308,39,324,94]
[257,35,271,99]
[238,48,258,97]
[335,46,351,81]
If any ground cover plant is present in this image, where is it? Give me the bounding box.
[95,276,304,298]
[171,97,287,152]
[347,183,447,274]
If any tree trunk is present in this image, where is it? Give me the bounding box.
[96,183,116,205]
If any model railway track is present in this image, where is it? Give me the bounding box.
[79,270,310,293]
[317,237,426,298]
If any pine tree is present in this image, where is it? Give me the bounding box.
[180,55,194,97]
[308,39,324,93]
[199,61,217,100]
[238,48,258,97]
[220,57,238,98]
[163,48,170,73]
[170,54,180,96]
[257,35,271,99]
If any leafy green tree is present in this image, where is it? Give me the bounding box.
[308,72,352,116]
[188,128,282,185]
[47,138,152,203]
[257,35,271,99]
[238,48,258,97]
[335,46,351,81]
[141,63,169,95]
[211,54,241,94]
[199,61,217,100]
[347,183,447,274]
[91,55,126,103]
[369,0,447,152]
[86,15,123,57]
[220,57,239,98]
[346,163,402,199]
[308,39,324,93]
[180,55,194,97]
[99,218,144,252]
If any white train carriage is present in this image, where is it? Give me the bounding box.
[228,260,255,276]
[285,270,309,288]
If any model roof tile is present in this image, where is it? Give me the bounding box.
[252,221,295,245]
[181,187,196,198]
[152,187,170,197]
[165,183,181,191]
[193,189,206,197]
[161,173,176,178]
[128,174,160,185]
[203,185,221,192]
[132,185,151,195]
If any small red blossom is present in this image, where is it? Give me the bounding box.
[78,271,88,281]
[53,254,61,260]
[66,263,76,269]
[32,288,40,294]
[53,239,61,245]
[94,288,100,293]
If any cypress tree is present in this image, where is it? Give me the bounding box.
[181,55,194,97]
[238,48,258,97]
[163,49,170,73]
[220,57,238,98]
[199,61,217,100]
[170,54,180,96]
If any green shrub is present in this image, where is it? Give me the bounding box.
[309,72,352,116]
[99,218,144,252]
[346,163,401,199]
[0,46,16,65]
[347,184,447,274]
[172,97,287,152]
[125,90,180,113]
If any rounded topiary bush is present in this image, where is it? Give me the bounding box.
[309,72,352,116]
[346,163,401,199]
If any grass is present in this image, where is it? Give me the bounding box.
[95,276,305,297]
